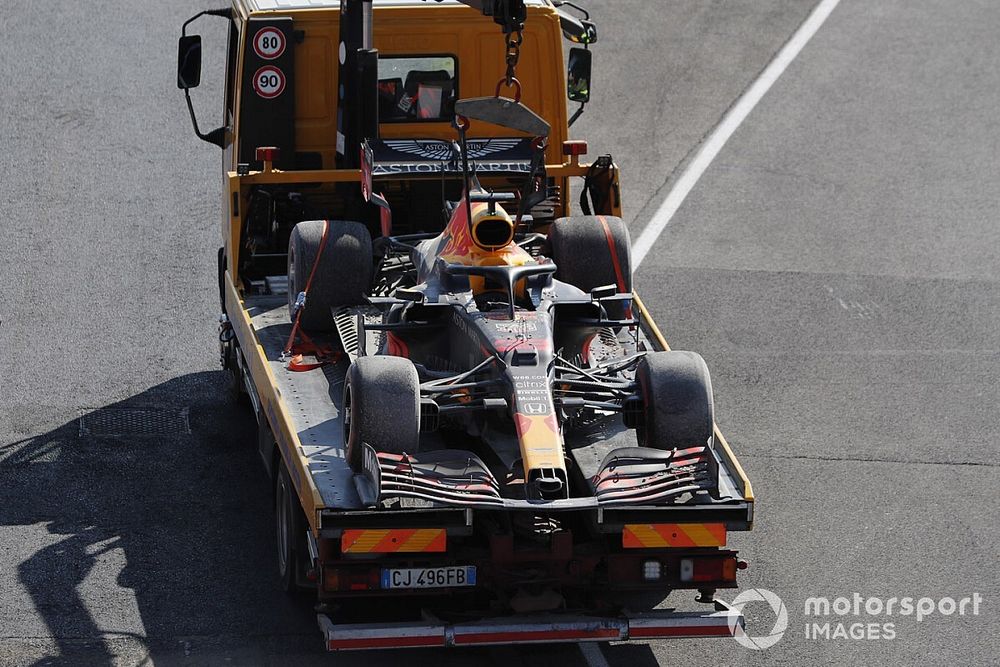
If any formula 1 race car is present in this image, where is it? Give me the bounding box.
[285,97,720,512]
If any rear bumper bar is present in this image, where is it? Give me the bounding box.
[319,601,742,650]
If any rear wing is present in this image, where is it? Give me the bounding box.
[367,137,537,176]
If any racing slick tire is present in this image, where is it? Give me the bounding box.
[276,461,311,593]
[344,355,421,471]
[548,215,632,318]
[288,220,373,332]
[636,351,715,450]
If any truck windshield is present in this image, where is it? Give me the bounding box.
[377,55,457,122]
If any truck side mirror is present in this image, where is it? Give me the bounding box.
[567,48,592,104]
[554,2,597,44]
[177,35,203,89]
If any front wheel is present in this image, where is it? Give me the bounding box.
[636,351,715,450]
[344,356,421,471]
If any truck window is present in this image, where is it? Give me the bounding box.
[377,55,457,122]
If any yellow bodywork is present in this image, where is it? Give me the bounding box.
[228,1,569,171]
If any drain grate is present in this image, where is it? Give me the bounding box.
[79,407,191,438]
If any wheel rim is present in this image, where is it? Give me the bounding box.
[276,477,289,575]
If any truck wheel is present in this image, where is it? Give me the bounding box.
[276,461,310,593]
[288,220,373,332]
[548,215,632,318]
[636,351,715,450]
[344,356,421,471]
[224,341,251,408]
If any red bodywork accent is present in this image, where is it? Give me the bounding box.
[597,214,633,318]
[386,333,410,357]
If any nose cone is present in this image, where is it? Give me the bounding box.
[530,467,567,498]
[513,411,568,500]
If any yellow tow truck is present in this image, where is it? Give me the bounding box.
[177,0,754,651]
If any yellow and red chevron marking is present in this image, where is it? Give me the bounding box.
[622,523,727,548]
[341,528,447,554]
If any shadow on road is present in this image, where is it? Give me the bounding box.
[0,371,664,667]
[0,372,319,664]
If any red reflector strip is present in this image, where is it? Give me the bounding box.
[341,528,446,553]
[623,523,727,548]
[629,625,735,638]
[627,610,742,639]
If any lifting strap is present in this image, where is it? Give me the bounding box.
[283,220,341,371]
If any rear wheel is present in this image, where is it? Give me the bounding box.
[548,215,632,318]
[344,356,421,471]
[636,351,714,450]
[224,341,251,408]
[275,462,310,593]
[287,220,373,332]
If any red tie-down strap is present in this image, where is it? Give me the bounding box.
[284,220,341,372]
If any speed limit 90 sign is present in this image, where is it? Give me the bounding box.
[253,27,286,59]
[253,66,286,99]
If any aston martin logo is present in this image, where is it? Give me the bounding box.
[383,138,524,161]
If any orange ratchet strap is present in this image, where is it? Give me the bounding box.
[284,220,341,371]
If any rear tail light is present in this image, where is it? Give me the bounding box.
[679,557,738,583]
[323,567,382,592]
[641,559,662,581]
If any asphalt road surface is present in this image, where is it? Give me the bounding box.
[1,0,998,665]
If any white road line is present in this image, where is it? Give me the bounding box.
[631,0,842,269]
[579,642,612,667]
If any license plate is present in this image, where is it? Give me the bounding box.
[381,566,477,589]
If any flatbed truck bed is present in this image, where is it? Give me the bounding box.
[234,288,753,520]
[229,285,754,649]
[179,0,756,651]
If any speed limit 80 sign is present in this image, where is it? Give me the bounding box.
[253,27,286,59]
[253,66,286,99]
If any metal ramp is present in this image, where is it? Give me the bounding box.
[247,296,364,510]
